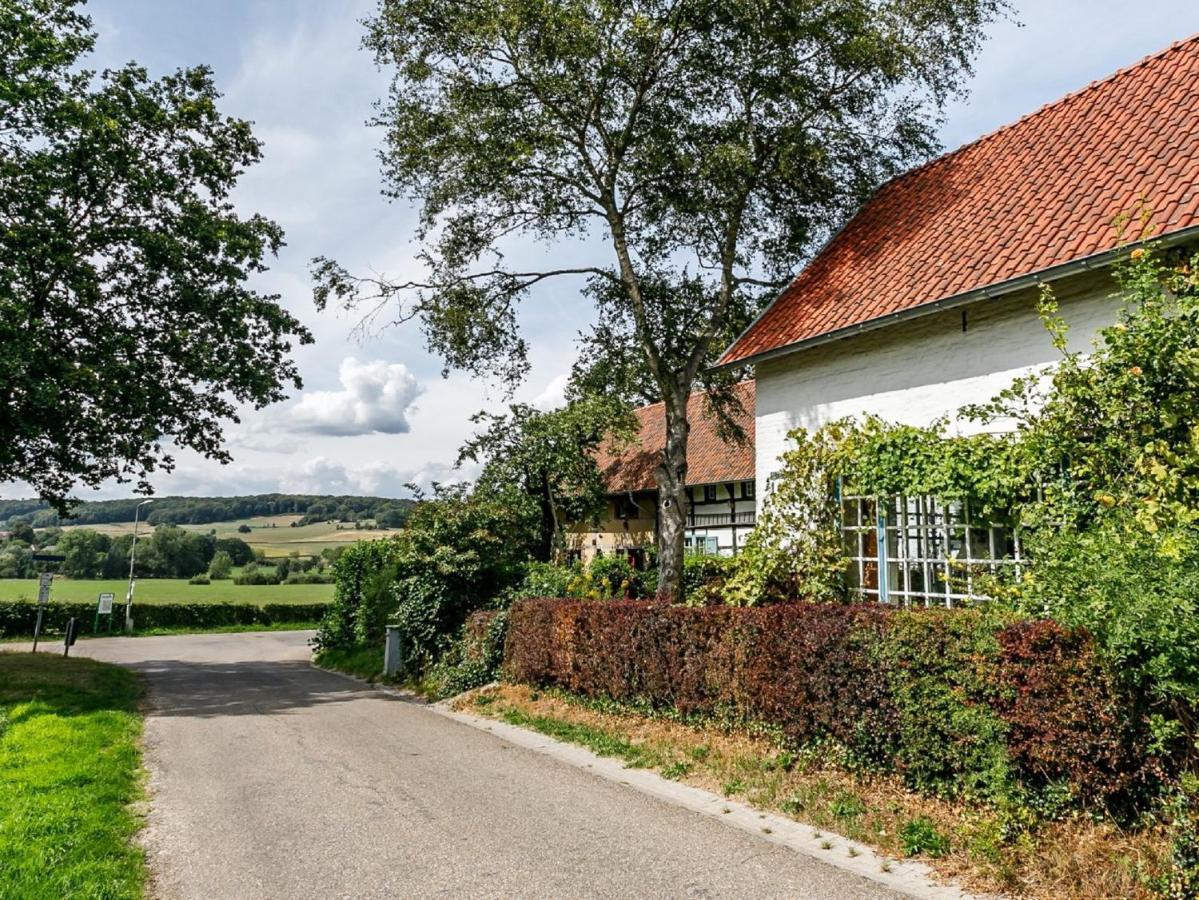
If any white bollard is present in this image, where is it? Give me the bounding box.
[384,625,403,678]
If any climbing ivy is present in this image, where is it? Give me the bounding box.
[728,227,1199,621]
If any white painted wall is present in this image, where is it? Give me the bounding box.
[753,272,1121,502]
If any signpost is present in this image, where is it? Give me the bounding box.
[63,617,80,657]
[94,592,115,633]
[31,572,53,652]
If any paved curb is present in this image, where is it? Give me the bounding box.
[435,702,980,900]
[313,663,985,900]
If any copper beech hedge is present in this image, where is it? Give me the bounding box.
[503,599,1163,814]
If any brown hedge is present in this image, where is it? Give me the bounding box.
[504,598,1162,813]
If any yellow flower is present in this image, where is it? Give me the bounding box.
[1130,247,1146,261]
[1129,366,1143,376]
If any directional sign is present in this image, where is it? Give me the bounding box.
[37,572,53,605]
[97,593,115,615]
[31,553,66,563]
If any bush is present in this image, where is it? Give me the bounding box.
[508,561,579,602]
[503,599,1163,817]
[188,574,210,585]
[207,550,233,580]
[0,601,326,636]
[233,563,281,586]
[681,554,736,605]
[429,610,509,698]
[284,571,333,585]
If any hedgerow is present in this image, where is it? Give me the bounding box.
[504,599,1164,817]
[0,600,326,637]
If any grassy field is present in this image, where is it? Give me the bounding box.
[0,652,146,898]
[0,577,332,605]
[59,514,400,558]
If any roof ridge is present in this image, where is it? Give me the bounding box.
[884,32,1199,189]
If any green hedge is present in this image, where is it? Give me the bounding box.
[505,599,1162,818]
[0,601,327,637]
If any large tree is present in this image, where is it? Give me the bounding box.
[457,395,634,560]
[1,0,312,511]
[314,0,1006,598]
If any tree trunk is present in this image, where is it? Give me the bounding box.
[655,389,689,601]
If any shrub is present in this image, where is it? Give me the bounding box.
[429,610,509,698]
[994,618,1161,810]
[207,550,233,580]
[503,599,1161,818]
[0,601,326,636]
[508,561,578,602]
[899,816,950,858]
[188,574,210,585]
[681,554,735,605]
[233,563,281,586]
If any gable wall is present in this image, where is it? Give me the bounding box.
[753,270,1120,500]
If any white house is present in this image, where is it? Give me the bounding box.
[715,36,1199,604]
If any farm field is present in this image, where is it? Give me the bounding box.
[0,577,332,605]
[59,514,400,558]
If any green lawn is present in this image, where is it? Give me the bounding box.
[0,652,146,898]
[0,578,332,606]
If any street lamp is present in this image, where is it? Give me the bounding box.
[124,499,154,633]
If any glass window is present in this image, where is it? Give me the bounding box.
[840,492,1020,607]
[703,485,719,503]
[741,480,755,499]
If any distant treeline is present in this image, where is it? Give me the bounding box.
[0,494,416,529]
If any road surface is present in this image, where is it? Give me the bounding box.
[31,631,910,899]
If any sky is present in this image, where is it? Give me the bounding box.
[6,0,1199,502]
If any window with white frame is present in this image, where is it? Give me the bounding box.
[840,493,1020,606]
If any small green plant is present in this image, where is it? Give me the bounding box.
[689,743,711,762]
[661,761,691,780]
[899,816,950,858]
[847,846,860,858]
[829,791,866,820]
[781,795,806,815]
[820,839,832,850]
[880,860,893,873]
[722,778,745,796]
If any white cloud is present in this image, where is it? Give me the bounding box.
[530,373,570,411]
[290,357,424,436]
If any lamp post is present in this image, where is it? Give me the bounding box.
[124,499,153,633]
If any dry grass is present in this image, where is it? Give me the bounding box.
[459,684,1170,899]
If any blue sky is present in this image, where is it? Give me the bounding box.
[9,0,1199,500]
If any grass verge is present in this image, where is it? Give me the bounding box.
[459,684,1169,899]
[0,652,146,898]
[313,645,386,683]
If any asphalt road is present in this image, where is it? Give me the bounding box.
[35,631,909,899]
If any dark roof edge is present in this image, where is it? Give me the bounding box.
[710,225,1199,374]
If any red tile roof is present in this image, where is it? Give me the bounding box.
[719,35,1199,367]
[597,381,755,493]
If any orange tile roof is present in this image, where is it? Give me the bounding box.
[597,381,755,493]
[719,35,1199,367]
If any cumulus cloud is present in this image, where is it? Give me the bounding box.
[290,357,424,436]
[530,372,570,412]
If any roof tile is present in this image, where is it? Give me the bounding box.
[596,382,755,493]
[720,35,1199,366]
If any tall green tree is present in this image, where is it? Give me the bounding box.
[1,0,312,510]
[457,396,635,560]
[314,0,1006,597]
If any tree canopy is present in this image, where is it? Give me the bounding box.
[314,0,1007,595]
[1,0,312,510]
[457,395,635,559]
